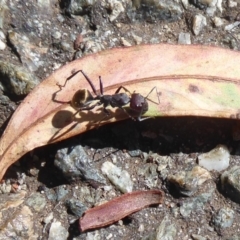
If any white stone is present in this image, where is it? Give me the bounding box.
[178,32,191,44]
[107,0,124,22]
[225,21,240,31]
[52,31,61,39]
[181,0,189,9]
[120,37,132,47]
[212,17,224,27]
[43,212,53,224]
[228,0,237,7]
[101,161,133,193]
[48,220,69,240]
[0,30,5,40]
[192,14,207,35]
[198,145,230,172]
[0,39,6,50]
[216,0,223,12]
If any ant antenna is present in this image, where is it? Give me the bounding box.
[99,76,103,95]
[80,70,98,96]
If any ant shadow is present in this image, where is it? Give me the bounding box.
[49,107,129,144]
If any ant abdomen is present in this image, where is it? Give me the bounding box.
[71,89,94,109]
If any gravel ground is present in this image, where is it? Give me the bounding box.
[1,0,240,239]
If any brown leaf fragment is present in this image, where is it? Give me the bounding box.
[79,190,164,232]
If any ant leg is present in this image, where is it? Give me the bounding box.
[56,70,82,90]
[135,104,151,121]
[53,70,83,103]
[80,70,99,96]
[103,107,111,116]
[96,106,135,126]
[115,86,132,95]
[136,116,152,121]
[112,105,135,121]
[95,107,111,126]
[72,102,102,117]
[136,87,160,121]
[101,105,137,122]
[145,86,160,105]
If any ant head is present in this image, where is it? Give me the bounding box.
[71,89,94,109]
[130,93,148,113]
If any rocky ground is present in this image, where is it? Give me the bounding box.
[1,0,240,239]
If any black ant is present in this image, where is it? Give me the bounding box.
[58,70,160,122]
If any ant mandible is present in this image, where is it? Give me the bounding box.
[59,70,160,121]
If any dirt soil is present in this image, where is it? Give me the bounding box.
[1,1,240,240]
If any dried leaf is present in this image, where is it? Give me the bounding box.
[1,44,240,180]
[79,190,164,232]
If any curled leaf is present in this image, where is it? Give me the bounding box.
[1,44,240,180]
[79,190,164,232]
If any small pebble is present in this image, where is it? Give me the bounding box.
[52,31,61,39]
[180,192,212,218]
[65,198,87,217]
[106,233,113,239]
[168,166,211,196]
[138,223,144,232]
[0,39,6,50]
[55,145,106,185]
[0,30,5,40]
[192,14,207,35]
[0,206,34,239]
[0,190,26,210]
[212,16,224,27]
[225,21,240,31]
[198,145,230,172]
[60,41,73,52]
[8,30,46,72]
[86,231,100,240]
[57,14,65,23]
[0,61,40,95]
[0,181,12,193]
[48,220,69,240]
[107,0,124,22]
[132,32,142,45]
[221,166,240,203]
[156,216,177,240]
[181,0,189,9]
[120,37,132,46]
[178,32,191,44]
[226,235,240,240]
[55,185,69,201]
[228,0,237,7]
[101,161,133,193]
[192,234,207,240]
[128,149,142,157]
[43,212,54,224]
[25,192,46,212]
[212,207,234,229]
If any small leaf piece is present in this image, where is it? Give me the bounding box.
[79,190,164,232]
